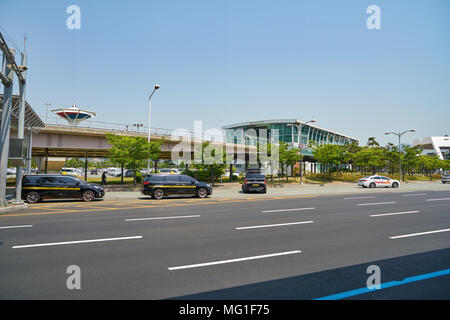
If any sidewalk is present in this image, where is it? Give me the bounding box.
[104,181,449,201]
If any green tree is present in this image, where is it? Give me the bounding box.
[106,134,129,184]
[65,158,84,168]
[367,137,380,148]
[402,145,421,178]
[416,155,441,180]
[312,143,346,181]
[285,147,301,181]
[352,147,375,177]
[194,141,227,185]
[107,134,162,186]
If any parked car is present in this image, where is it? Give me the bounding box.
[221,170,240,178]
[61,167,83,176]
[107,168,122,177]
[442,174,450,184]
[90,169,98,175]
[158,168,182,174]
[125,169,134,177]
[357,175,400,188]
[22,174,105,203]
[142,174,212,199]
[242,171,267,193]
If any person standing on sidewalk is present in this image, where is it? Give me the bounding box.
[101,171,107,185]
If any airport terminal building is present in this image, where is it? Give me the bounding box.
[223,119,359,174]
[413,136,450,160]
[223,119,358,149]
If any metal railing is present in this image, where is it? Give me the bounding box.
[41,115,223,141]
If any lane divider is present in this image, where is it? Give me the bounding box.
[357,202,396,206]
[0,224,33,230]
[168,250,302,271]
[369,211,420,217]
[236,221,314,230]
[261,208,316,213]
[12,236,143,249]
[389,228,450,239]
[125,215,200,222]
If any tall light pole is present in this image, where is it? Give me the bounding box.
[147,84,160,173]
[287,119,316,184]
[385,129,416,182]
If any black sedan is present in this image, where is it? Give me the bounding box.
[22,174,105,203]
[142,174,212,199]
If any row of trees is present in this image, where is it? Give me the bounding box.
[311,138,450,181]
[71,134,449,185]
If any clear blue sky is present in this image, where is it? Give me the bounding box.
[1,0,449,146]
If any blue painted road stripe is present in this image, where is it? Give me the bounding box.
[314,268,450,300]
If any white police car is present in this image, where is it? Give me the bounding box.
[357,175,400,188]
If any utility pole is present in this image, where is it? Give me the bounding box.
[147,84,159,173]
[0,48,15,207]
[44,102,51,123]
[13,43,27,204]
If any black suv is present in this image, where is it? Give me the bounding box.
[142,174,212,199]
[22,174,105,203]
[242,171,267,193]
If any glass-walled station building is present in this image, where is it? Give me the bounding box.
[223,119,358,150]
[223,119,359,174]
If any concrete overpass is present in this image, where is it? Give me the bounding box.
[31,121,255,172]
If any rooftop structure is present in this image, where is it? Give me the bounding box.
[51,104,96,126]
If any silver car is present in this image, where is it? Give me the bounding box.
[442,174,450,184]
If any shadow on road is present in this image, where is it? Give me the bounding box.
[170,248,450,300]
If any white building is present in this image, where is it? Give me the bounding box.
[413,136,450,160]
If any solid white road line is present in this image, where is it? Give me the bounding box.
[357,202,397,206]
[125,215,200,222]
[426,198,450,202]
[261,208,315,213]
[12,236,143,249]
[402,193,427,197]
[236,221,314,230]
[168,250,302,271]
[370,211,420,217]
[343,196,376,200]
[0,225,33,230]
[390,229,450,239]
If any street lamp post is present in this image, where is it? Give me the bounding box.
[147,84,159,173]
[133,123,143,132]
[287,119,316,184]
[385,129,416,182]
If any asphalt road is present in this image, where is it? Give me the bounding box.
[0,188,449,299]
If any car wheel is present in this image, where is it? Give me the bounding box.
[26,191,41,204]
[153,188,164,200]
[82,190,95,202]
[197,187,208,199]
[262,189,267,194]
[369,182,376,188]
[392,182,399,188]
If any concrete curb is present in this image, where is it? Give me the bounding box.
[0,203,29,213]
